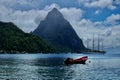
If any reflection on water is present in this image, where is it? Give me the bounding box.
[0,53,120,80]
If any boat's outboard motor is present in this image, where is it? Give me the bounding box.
[64,58,72,65]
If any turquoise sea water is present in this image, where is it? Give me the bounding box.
[0,49,120,80]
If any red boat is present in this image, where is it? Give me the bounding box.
[64,56,88,65]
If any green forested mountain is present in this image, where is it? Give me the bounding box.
[0,21,56,53]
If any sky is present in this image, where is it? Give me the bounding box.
[0,0,120,48]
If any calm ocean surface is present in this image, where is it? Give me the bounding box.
[0,48,120,80]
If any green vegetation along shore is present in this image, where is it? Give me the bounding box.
[0,21,56,53]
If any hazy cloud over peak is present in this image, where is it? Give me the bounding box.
[44,3,60,10]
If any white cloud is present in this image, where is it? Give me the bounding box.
[85,0,116,10]
[0,5,48,32]
[103,25,120,47]
[72,18,120,48]
[95,10,101,14]
[10,10,48,32]
[60,7,83,25]
[106,14,120,25]
[0,0,42,10]
[78,0,117,10]
[114,0,120,4]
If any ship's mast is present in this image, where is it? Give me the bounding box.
[92,34,94,50]
[87,38,89,49]
[98,36,100,51]
[101,40,104,51]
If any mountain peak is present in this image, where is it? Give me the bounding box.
[33,8,87,52]
[51,8,59,12]
[50,8,60,14]
[46,8,63,20]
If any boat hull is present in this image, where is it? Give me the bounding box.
[64,56,88,65]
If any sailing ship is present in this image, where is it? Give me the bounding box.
[87,35,106,54]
